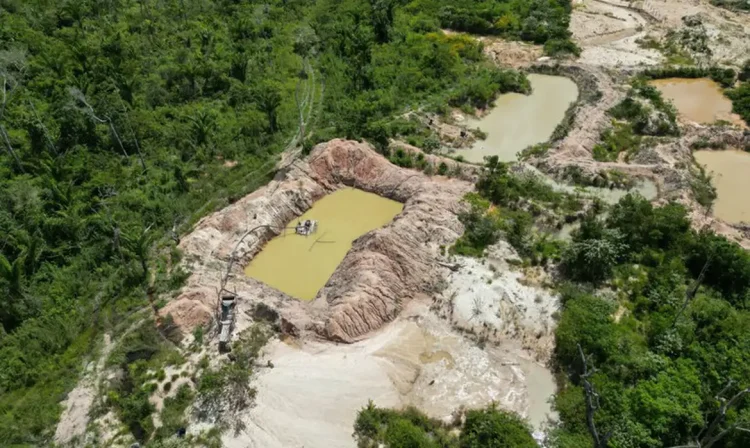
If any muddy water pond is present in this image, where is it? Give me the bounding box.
[694,150,750,224]
[462,74,579,163]
[649,78,743,125]
[244,188,403,300]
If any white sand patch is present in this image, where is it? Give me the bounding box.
[445,242,560,360]
[223,300,557,448]
[54,334,114,446]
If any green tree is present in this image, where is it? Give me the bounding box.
[258,82,283,133]
[460,406,537,448]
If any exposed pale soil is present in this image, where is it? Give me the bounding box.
[480,38,545,68]
[572,0,750,67]
[437,242,559,361]
[54,335,114,446]
[572,0,663,66]
[222,300,556,448]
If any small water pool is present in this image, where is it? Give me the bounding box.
[649,78,744,126]
[694,149,750,224]
[462,74,579,163]
[244,188,403,300]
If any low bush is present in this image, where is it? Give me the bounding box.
[592,122,641,162]
[726,82,750,124]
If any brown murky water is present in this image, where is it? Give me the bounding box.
[649,78,743,125]
[463,74,579,163]
[245,188,403,300]
[694,150,750,224]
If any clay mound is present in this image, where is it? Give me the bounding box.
[164,139,473,343]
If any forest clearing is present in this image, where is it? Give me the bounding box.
[1,0,749,447]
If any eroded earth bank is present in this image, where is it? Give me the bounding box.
[167,139,559,447]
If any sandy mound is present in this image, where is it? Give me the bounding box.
[440,242,560,361]
[165,139,473,342]
[54,336,113,446]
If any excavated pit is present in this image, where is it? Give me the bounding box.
[163,139,473,343]
[243,188,403,301]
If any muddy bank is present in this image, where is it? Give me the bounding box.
[165,139,473,343]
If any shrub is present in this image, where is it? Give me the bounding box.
[438,162,449,175]
[460,406,537,448]
[544,39,581,57]
[592,122,641,162]
[726,82,750,124]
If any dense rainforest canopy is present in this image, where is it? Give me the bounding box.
[0,0,575,444]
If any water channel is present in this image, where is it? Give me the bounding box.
[649,78,744,126]
[694,150,750,224]
[462,74,579,163]
[244,188,403,300]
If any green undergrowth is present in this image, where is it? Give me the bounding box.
[193,324,273,430]
[102,320,185,443]
[608,80,679,137]
[388,147,465,178]
[726,82,750,125]
[353,402,537,448]
[592,122,642,162]
[688,161,718,210]
[451,157,581,264]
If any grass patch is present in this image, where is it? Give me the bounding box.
[592,122,642,162]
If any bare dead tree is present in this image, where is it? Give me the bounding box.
[121,107,147,171]
[0,124,23,173]
[578,343,613,448]
[27,99,58,156]
[69,87,130,158]
[672,250,713,328]
[668,380,750,448]
[0,49,27,172]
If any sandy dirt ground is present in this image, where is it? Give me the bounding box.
[54,335,114,446]
[222,300,556,448]
[444,242,559,361]
[572,0,663,66]
[572,0,750,67]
